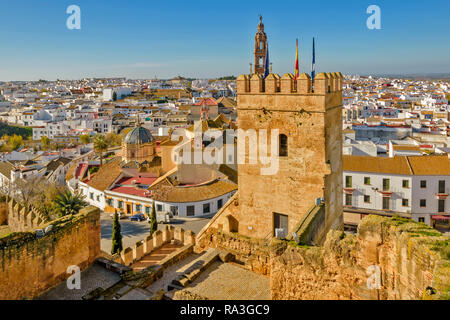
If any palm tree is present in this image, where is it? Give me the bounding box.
[53,191,87,217]
[93,134,108,166]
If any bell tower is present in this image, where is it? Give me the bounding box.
[254,15,267,74]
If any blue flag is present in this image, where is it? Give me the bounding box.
[264,42,270,78]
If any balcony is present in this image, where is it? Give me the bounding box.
[435,187,449,200]
[343,187,355,194]
[378,190,393,197]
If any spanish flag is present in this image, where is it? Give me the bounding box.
[294,39,299,80]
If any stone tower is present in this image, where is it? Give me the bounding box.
[235,72,344,240]
[254,16,267,74]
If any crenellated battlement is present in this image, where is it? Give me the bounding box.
[237,72,343,95]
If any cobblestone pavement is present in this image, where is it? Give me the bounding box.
[38,264,121,300]
[185,262,271,300]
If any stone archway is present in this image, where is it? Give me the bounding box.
[226,215,239,233]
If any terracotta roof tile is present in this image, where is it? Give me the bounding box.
[149,178,237,203]
[87,157,122,191]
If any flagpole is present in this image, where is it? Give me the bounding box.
[264,42,270,78]
[311,37,316,83]
[294,39,299,80]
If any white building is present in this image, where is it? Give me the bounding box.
[103,87,132,102]
[343,155,450,229]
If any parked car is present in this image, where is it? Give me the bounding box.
[110,211,127,219]
[147,212,173,224]
[130,213,146,222]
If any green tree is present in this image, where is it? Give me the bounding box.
[93,134,108,166]
[111,210,123,255]
[79,134,91,145]
[105,132,122,147]
[150,202,157,237]
[112,91,117,101]
[40,136,50,150]
[53,190,87,217]
[9,134,23,151]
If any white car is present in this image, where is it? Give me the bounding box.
[110,212,127,219]
[147,212,172,224]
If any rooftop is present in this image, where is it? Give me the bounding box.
[343,155,450,175]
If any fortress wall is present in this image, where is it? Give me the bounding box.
[0,206,101,300]
[198,215,449,300]
[6,199,48,232]
[270,215,449,300]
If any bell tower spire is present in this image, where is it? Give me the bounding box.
[254,15,267,75]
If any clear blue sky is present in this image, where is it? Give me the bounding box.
[0,0,449,80]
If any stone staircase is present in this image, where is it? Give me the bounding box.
[168,248,223,291]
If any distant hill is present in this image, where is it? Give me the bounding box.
[217,76,236,80]
[0,123,32,139]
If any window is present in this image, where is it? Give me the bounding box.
[106,198,113,206]
[90,192,94,200]
[135,204,141,212]
[170,206,178,216]
[157,204,163,212]
[402,180,409,188]
[364,195,371,203]
[345,194,352,206]
[439,180,445,194]
[382,197,390,210]
[187,205,195,216]
[217,199,223,209]
[203,203,210,214]
[364,177,371,185]
[418,218,425,223]
[420,180,427,188]
[96,195,100,202]
[279,134,288,157]
[118,200,124,209]
[345,176,352,188]
[420,199,427,208]
[438,200,445,213]
[402,199,409,207]
[145,206,150,214]
[382,179,390,191]
[274,213,288,237]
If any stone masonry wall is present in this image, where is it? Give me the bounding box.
[271,215,449,300]
[197,215,449,300]
[0,202,7,225]
[0,206,101,300]
[6,199,48,232]
[234,72,344,240]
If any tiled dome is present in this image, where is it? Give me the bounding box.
[124,126,155,144]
